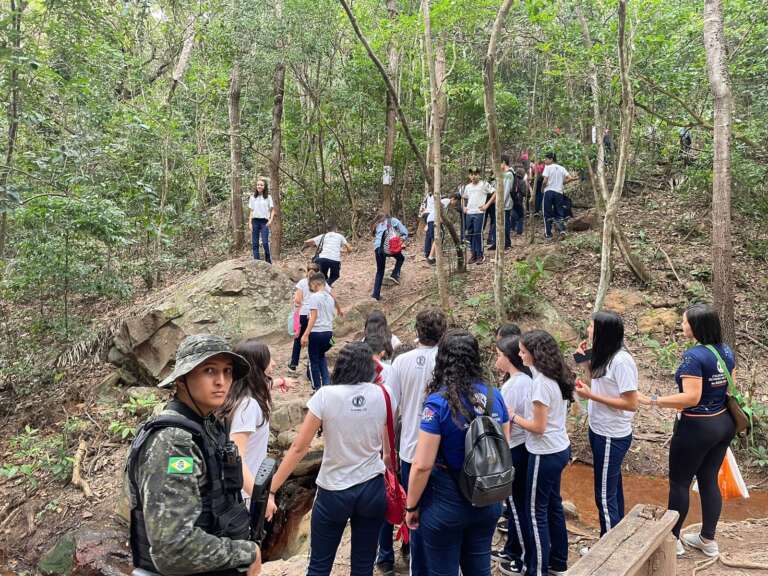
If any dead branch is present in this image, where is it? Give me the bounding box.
[391,291,434,326]
[738,331,768,352]
[656,245,685,287]
[71,438,94,499]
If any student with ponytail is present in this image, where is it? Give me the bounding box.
[509,330,574,576]
[573,311,638,536]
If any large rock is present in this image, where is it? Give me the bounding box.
[603,289,644,314]
[38,528,131,576]
[538,302,580,345]
[109,258,294,384]
[637,308,679,335]
[567,210,595,232]
[271,399,307,433]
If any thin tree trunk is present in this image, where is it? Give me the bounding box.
[269,0,286,260]
[579,1,650,309]
[483,0,515,322]
[704,0,735,347]
[167,15,197,104]
[228,61,245,252]
[339,0,465,271]
[422,0,450,313]
[382,0,399,214]
[0,0,23,257]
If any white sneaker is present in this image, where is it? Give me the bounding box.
[676,539,685,556]
[682,533,719,557]
[549,571,568,576]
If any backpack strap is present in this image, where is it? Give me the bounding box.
[378,384,399,475]
[314,234,326,260]
[705,344,735,393]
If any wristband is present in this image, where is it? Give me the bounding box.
[405,504,419,513]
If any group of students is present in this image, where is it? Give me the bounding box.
[212,295,736,576]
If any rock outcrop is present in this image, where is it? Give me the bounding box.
[108,258,294,385]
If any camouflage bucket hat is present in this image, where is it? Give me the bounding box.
[157,334,251,389]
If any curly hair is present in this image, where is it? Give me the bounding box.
[426,329,485,423]
[217,339,272,427]
[331,341,376,385]
[521,330,574,401]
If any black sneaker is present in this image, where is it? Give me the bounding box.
[375,561,395,576]
[475,256,485,264]
[390,276,401,285]
[499,560,523,575]
[491,549,512,563]
[287,364,297,372]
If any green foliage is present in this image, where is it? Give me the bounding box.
[562,232,601,253]
[0,425,75,488]
[109,420,136,441]
[641,336,680,373]
[504,259,546,318]
[122,392,163,416]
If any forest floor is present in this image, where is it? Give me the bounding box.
[1,177,768,575]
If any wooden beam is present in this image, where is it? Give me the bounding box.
[568,504,679,576]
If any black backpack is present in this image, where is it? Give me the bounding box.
[512,174,526,207]
[454,388,515,507]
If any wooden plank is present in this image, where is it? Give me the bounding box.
[636,534,677,576]
[568,505,679,576]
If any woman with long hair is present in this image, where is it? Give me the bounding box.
[638,304,736,557]
[370,212,408,301]
[404,329,509,575]
[219,339,291,502]
[363,310,401,360]
[492,336,534,575]
[248,178,275,263]
[509,330,574,576]
[573,311,638,537]
[266,341,395,576]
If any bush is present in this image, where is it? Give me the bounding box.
[504,258,546,317]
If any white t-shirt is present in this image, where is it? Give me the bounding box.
[501,372,533,448]
[542,164,569,193]
[295,278,331,316]
[249,195,274,219]
[424,196,451,223]
[312,232,348,262]
[230,397,270,500]
[307,383,396,491]
[307,290,335,332]
[463,182,491,214]
[588,350,638,438]
[525,368,570,455]
[388,346,438,463]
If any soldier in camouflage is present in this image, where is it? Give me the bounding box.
[126,334,262,576]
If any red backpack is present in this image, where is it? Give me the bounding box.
[383,219,403,255]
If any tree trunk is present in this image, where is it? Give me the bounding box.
[422,0,450,313]
[579,1,649,310]
[167,15,197,104]
[483,0,515,322]
[269,0,286,260]
[704,0,735,347]
[228,61,245,252]
[0,0,23,258]
[382,0,399,214]
[339,0,464,271]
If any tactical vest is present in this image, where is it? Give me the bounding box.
[127,400,251,575]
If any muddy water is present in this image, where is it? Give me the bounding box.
[561,463,768,529]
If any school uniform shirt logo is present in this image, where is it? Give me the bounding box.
[421,407,435,423]
[351,395,367,408]
[416,355,426,368]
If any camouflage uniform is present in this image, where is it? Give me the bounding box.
[126,334,256,576]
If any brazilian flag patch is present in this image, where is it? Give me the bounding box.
[167,456,194,474]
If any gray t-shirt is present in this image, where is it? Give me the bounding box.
[503,170,515,210]
[525,368,570,455]
[307,291,335,332]
[307,383,396,491]
[388,346,438,463]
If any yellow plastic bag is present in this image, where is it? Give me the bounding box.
[693,447,749,501]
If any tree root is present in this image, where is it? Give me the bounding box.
[391,292,433,326]
[71,438,94,498]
